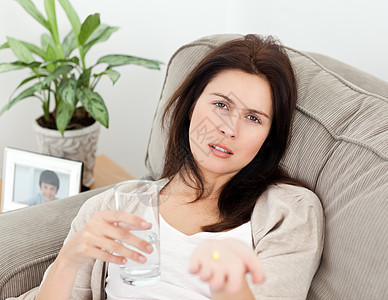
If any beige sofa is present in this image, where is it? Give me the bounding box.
[1,34,387,299]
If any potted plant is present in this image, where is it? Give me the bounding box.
[0,0,162,187]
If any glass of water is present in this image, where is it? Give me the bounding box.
[114,180,161,285]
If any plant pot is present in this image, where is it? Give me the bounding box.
[32,120,100,187]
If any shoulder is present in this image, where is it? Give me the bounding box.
[27,193,42,205]
[269,183,319,200]
[254,183,322,215]
[79,188,115,216]
[251,183,324,243]
[66,188,115,234]
[249,184,325,298]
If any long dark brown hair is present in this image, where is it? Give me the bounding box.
[161,34,301,232]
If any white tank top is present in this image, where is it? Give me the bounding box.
[106,215,252,300]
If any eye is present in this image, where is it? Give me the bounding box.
[214,101,229,110]
[247,115,262,124]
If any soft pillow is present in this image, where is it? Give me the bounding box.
[283,47,388,299]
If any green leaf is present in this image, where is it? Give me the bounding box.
[105,69,121,84]
[4,38,45,59]
[2,37,45,59]
[77,68,91,87]
[39,57,79,69]
[13,82,42,101]
[0,61,40,73]
[7,37,35,63]
[97,55,162,70]
[0,83,42,116]
[103,69,120,84]
[21,41,46,59]
[56,100,75,135]
[58,0,81,37]
[58,75,77,106]
[83,24,118,54]
[44,0,60,48]
[41,33,56,53]
[45,44,57,61]
[62,30,77,58]
[79,14,100,46]
[15,0,50,30]
[42,65,73,86]
[16,74,44,90]
[0,42,9,50]
[0,62,27,73]
[77,87,108,128]
[45,44,57,73]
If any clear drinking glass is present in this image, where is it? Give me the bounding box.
[114,180,160,285]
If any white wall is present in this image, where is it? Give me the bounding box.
[1,0,387,180]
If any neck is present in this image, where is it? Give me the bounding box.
[166,169,233,201]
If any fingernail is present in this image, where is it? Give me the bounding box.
[146,245,153,253]
[140,221,152,229]
[138,256,146,263]
[122,258,127,264]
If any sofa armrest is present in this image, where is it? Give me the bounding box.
[0,187,109,300]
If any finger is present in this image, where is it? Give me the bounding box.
[117,220,152,231]
[243,255,265,283]
[114,211,152,230]
[209,268,226,292]
[91,235,148,264]
[82,217,152,256]
[233,241,265,283]
[198,263,213,281]
[189,248,203,274]
[97,211,152,230]
[189,258,200,274]
[224,265,244,293]
[101,223,154,254]
[80,245,128,265]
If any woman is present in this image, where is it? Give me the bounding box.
[26,34,323,300]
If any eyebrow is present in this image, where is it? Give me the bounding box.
[210,92,271,119]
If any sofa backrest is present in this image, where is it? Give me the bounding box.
[145,34,388,299]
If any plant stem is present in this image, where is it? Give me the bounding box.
[42,91,50,120]
[54,81,60,109]
[38,76,50,120]
[79,46,86,70]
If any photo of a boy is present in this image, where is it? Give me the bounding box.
[27,170,60,205]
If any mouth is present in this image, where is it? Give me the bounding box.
[209,144,233,155]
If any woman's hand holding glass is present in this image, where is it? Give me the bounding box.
[189,239,265,295]
[57,210,154,270]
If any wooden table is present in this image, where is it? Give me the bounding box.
[0,155,134,205]
[90,155,134,189]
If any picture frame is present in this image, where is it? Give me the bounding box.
[1,147,83,212]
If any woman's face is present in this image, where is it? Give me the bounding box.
[189,69,273,179]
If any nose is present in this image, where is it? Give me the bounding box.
[218,124,237,139]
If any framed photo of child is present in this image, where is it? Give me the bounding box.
[1,147,83,212]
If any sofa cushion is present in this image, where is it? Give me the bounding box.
[282,48,388,299]
[0,187,109,299]
[145,34,388,299]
